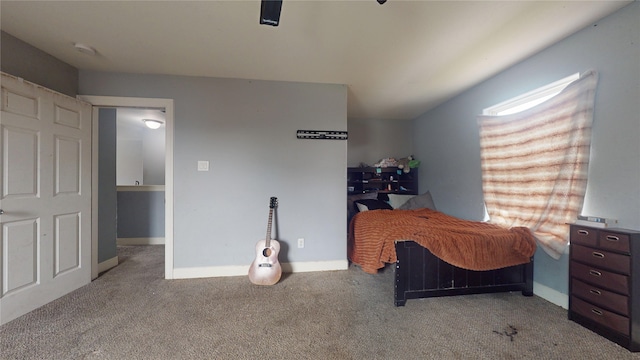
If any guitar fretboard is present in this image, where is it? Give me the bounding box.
[265,208,274,248]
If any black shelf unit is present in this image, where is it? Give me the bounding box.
[347,167,418,195]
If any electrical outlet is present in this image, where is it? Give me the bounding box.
[197,160,209,171]
[297,238,305,248]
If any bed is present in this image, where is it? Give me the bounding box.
[347,193,536,306]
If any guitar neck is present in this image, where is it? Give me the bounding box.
[265,208,274,247]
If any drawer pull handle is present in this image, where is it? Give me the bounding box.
[591,309,604,316]
[578,230,589,235]
[592,251,605,258]
[589,289,602,296]
[589,270,602,277]
[606,235,620,242]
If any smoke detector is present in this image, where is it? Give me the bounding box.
[73,43,96,56]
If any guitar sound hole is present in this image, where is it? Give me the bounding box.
[262,248,272,257]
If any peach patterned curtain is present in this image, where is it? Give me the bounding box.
[477,70,598,259]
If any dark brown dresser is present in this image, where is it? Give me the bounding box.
[568,224,640,351]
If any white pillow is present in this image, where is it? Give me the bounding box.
[398,191,437,210]
[387,194,415,209]
[356,203,369,212]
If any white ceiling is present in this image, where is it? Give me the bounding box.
[1,0,631,120]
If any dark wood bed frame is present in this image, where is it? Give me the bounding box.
[394,240,534,306]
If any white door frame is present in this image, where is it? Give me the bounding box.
[78,96,174,280]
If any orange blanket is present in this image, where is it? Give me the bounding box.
[348,208,536,274]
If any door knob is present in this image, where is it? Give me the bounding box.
[0,209,4,215]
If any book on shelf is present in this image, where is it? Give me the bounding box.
[577,215,618,224]
[575,219,608,228]
[575,216,618,228]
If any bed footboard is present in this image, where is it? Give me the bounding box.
[394,240,533,306]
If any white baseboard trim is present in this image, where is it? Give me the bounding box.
[534,281,568,309]
[98,256,118,274]
[281,260,348,273]
[172,259,349,280]
[117,237,165,245]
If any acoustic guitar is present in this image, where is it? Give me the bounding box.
[248,197,282,285]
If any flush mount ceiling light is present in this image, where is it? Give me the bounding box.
[143,119,163,129]
[73,43,96,56]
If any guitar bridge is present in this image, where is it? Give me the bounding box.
[258,263,272,268]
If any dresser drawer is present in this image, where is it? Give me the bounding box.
[571,296,629,335]
[571,261,629,295]
[571,244,630,274]
[571,296,629,336]
[599,231,630,253]
[572,278,629,316]
[571,226,597,247]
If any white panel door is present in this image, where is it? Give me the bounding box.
[0,73,91,325]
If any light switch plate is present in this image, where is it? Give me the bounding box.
[197,160,209,171]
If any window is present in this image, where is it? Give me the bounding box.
[483,73,580,116]
[478,71,598,259]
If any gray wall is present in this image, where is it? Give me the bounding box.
[412,2,640,297]
[98,108,118,263]
[117,190,165,238]
[116,137,143,185]
[0,31,78,97]
[80,72,347,268]
[142,127,166,185]
[347,118,414,167]
[116,117,166,186]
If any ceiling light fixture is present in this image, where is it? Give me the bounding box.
[143,119,163,129]
[73,43,96,56]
